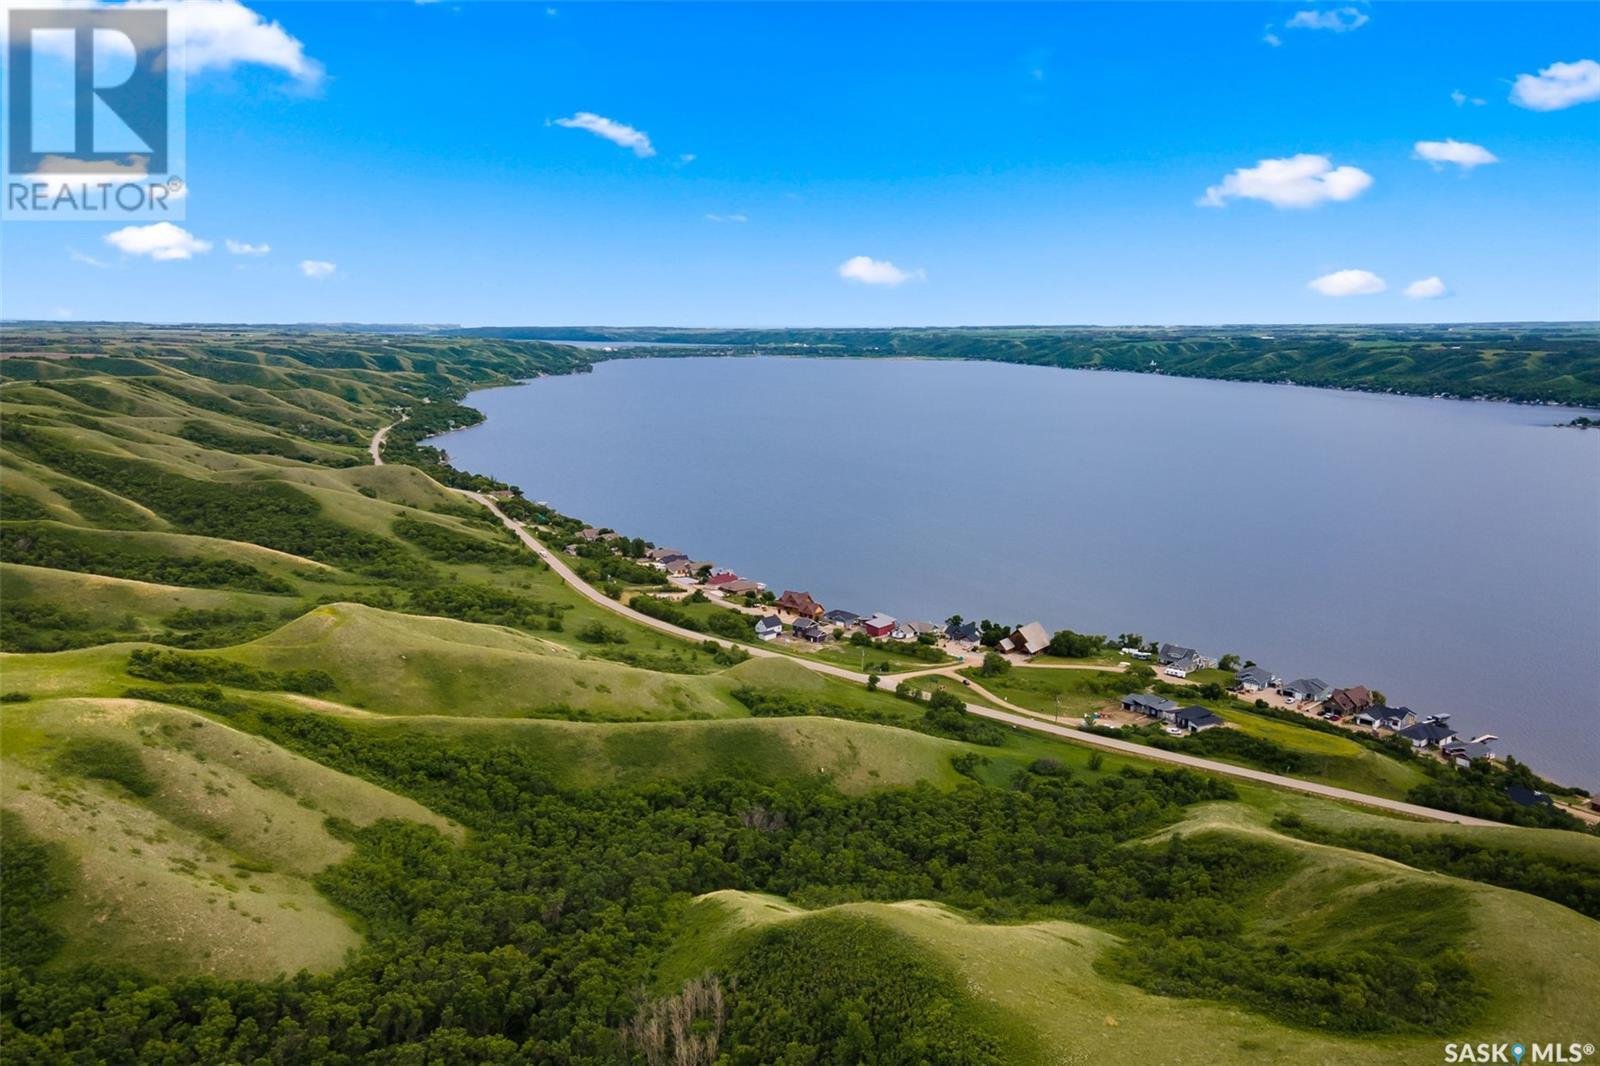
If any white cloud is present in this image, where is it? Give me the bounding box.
[68,248,109,269]
[1263,31,1282,47]
[103,222,211,261]
[1413,139,1498,170]
[1510,59,1600,111]
[1308,269,1386,296]
[552,112,656,157]
[23,1,325,85]
[679,153,697,165]
[1450,90,1485,107]
[1404,276,1448,299]
[705,213,748,224]
[838,256,924,287]
[1198,154,1373,209]
[225,239,271,255]
[1286,7,1369,32]
[300,259,336,279]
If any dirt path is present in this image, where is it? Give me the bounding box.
[374,427,1502,827]
[369,419,400,465]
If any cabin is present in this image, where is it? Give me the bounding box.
[776,590,826,619]
[998,622,1051,656]
[754,615,784,641]
[1234,666,1280,692]
[1326,686,1375,716]
[1122,693,1181,718]
[792,618,828,643]
[1282,678,1332,703]
[861,614,898,639]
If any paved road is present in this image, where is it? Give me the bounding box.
[377,425,1500,827]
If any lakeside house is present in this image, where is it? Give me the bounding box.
[896,620,938,640]
[1282,678,1333,703]
[666,558,711,577]
[1122,693,1181,718]
[719,579,765,595]
[792,618,828,643]
[824,609,861,626]
[1442,739,1497,768]
[945,620,982,646]
[776,590,826,619]
[1507,785,1554,808]
[754,615,783,641]
[1158,643,1210,673]
[1377,706,1419,730]
[1234,666,1280,692]
[1171,706,1225,733]
[1397,714,1458,749]
[1326,686,1375,716]
[578,527,606,542]
[705,572,742,587]
[860,613,897,639]
[646,546,686,562]
[1120,646,1153,660]
[999,622,1051,656]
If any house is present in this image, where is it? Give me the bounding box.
[998,622,1051,656]
[706,572,742,587]
[665,558,710,577]
[1120,646,1153,660]
[646,546,686,562]
[824,609,860,626]
[1376,706,1419,731]
[1122,693,1181,718]
[1442,740,1496,768]
[1172,706,1224,733]
[1233,666,1280,692]
[1282,678,1332,703]
[1352,710,1383,728]
[754,615,784,641]
[792,618,828,643]
[1326,686,1375,716]
[776,590,825,619]
[1397,715,1458,749]
[719,579,765,596]
[1507,785,1554,808]
[945,620,982,646]
[861,613,898,639]
[578,527,605,542]
[1158,643,1211,672]
[896,620,938,640]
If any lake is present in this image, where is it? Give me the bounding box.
[428,356,1600,788]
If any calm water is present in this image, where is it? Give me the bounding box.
[430,357,1600,788]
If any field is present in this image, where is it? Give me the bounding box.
[2,327,1596,1062]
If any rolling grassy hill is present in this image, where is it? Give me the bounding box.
[2,326,1596,1063]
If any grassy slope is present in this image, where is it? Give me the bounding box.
[0,697,457,980]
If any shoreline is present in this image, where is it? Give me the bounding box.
[421,362,1596,795]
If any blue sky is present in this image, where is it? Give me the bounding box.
[3,1,1598,326]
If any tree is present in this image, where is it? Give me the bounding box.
[866,673,880,692]
[944,614,964,628]
[1218,653,1240,672]
[978,652,1010,677]
[1046,629,1106,658]
[1371,690,1388,706]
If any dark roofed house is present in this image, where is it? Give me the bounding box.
[792,618,828,643]
[1377,706,1419,730]
[1397,715,1458,749]
[1172,706,1225,733]
[1326,686,1375,716]
[1507,785,1554,808]
[646,546,686,562]
[1122,694,1181,718]
[824,609,861,626]
[1283,678,1332,703]
[944,620,982,646]
[1158,643,1198,666]
[754,615,783,641]
[776,590,825,619]
[1234,666,1280,691]
[1443,740,1496,768]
